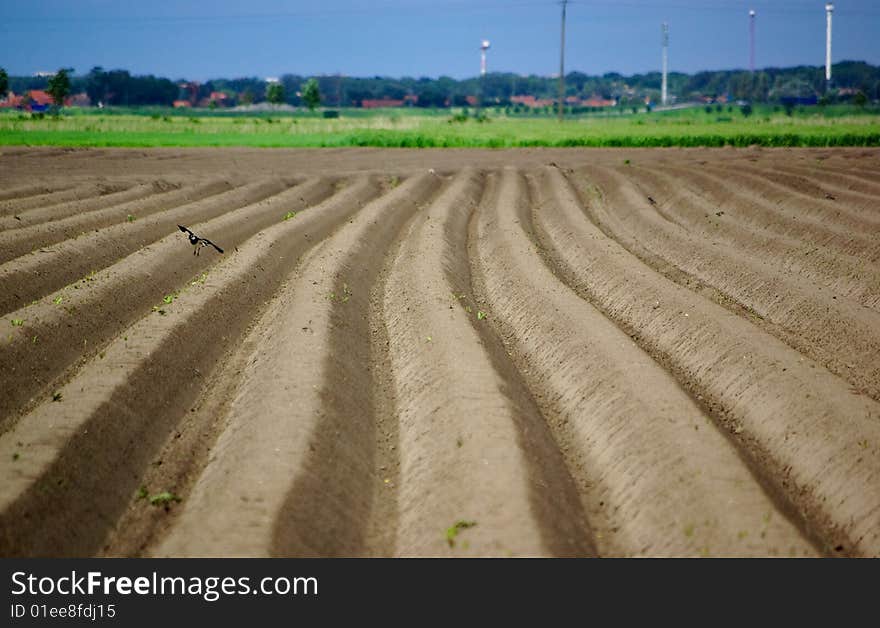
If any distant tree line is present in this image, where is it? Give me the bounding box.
[4,61,879,108]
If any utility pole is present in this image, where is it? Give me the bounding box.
[749,9,756,73]
[558,0,567,122]
[825,3,834,90]
[661,22,669,106]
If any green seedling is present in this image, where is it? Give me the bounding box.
[624,159,631,165]
[136,486,149,500]
[446,520,477,548]
[126,214,136,222]
[52,391,63,402]
[53,295,63,305]
[149,492,182,506]
[283,211,298,221]
[10,319,23,327]
[12,452,20,461]
[476,311,487,321]
[162,292,179,305]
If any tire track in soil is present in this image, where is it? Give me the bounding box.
[0,177,299,314]
[0,179,235,264]
[0,177,384,557]
[471,168,815,557]
[152,173,442,557]
[0,177,339,431]
[382,169,594,556]
[530,165,880,557]
[573,164,880,402]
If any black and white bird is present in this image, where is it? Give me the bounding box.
[178,224,224,256]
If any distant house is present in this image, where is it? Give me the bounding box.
[581,96,616,108]
[172,100,193,108]
[68,92,91,107]
[0,90,59,111]
[465,95,478,107]
[201,91,231,107]
[26,89,54,111]
[510,95,555,108]
[361,98,405,109]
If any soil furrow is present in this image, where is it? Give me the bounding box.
[0,177,339,430]
[700,163,880,248]
[0,180,181,231]
[577,164,880,400]
[638,162,880,309]
[0,177,303,314]
[723,162,880,225]
[530,165,880,557]
[770,161,880,199]
[0,179,235,264]
[0,182,76,203]
[470,168,816,557]
[382,169,594,556]
[0,181,132,217]
[632,162,879,263]
[0,177,383,557]
[153,173,442,557]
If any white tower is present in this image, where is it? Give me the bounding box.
[749,9,756,72]
[661,23,669,106]
[480,40,491,76]
[825,3,834,84]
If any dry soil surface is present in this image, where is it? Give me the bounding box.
[0,146,878,557]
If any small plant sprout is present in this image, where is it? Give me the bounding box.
[10,319,23,327]
[53,295,63,305]
[126,214,136,222]
[477,311,487,321]
[52,391,63,402]
[283,211,298,221]
[162,292,179,305]
[136,486,149,500]
[149,491,182,506]
[446,520,477,548]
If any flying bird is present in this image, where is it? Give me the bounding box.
[178,225,223,256]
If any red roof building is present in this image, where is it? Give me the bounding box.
[361,98,405,109]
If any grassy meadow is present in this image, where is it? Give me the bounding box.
[1,104,878,148]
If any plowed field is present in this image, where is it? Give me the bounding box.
[1,146,878,557]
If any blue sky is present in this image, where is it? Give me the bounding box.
[2,1,879,80]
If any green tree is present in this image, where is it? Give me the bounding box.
[266,82,285,105]
[853,91,868,108]
[0,68,8,99]
[302,78,321,111]
[47,68,72,114]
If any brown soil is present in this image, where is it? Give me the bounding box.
[0,146,878,558]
